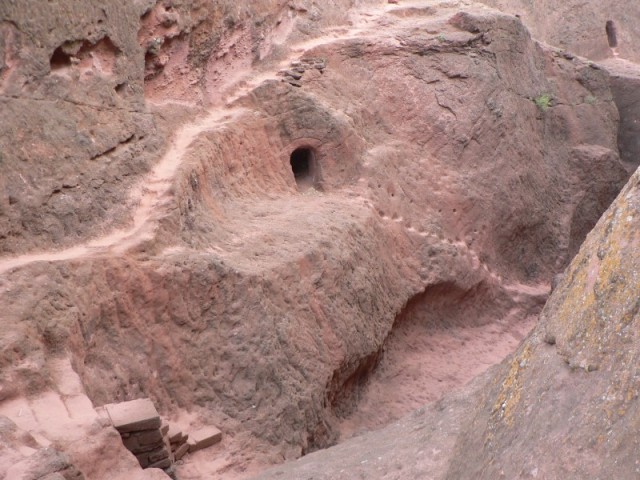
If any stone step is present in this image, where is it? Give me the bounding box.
[167,423,185,444]
[105,398,161,433]
[173,442,190,461]
[187,426,222,453]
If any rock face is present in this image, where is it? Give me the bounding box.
[444,162,640,480]
[0,0,163,255]
[477,0,640,63]
[0,0,638,479]
[248,55,640,480]
[0,358,171,480]
[252,372,487,480]
[600,59,640,171]
[0,0,375,255]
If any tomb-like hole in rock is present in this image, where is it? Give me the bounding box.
[289,147,316,188]
[50,37,120,75]
[50,46,72,70]
[606,20,618,48]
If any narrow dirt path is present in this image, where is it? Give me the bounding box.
[0,107,245,276]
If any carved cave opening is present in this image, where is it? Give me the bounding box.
[606,20,618,48]
[290,147,316,188]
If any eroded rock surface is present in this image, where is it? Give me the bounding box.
[445,161,640,480]
[0,0,638,479]
[477,0,640,63]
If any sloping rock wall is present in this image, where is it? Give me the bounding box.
[445,152,640,480]
[0,0,376,255]
[0,1,637,478]
[0,0,158,255]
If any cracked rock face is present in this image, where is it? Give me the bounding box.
[0,0,638,479]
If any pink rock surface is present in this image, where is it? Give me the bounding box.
[0,0,638,479]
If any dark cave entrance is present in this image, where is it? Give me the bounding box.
[606,20,618,48]
[50,46,72,70]
[290,147,316,188]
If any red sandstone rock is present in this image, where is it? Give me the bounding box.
[0,0,639,479]
[477,0,640,63]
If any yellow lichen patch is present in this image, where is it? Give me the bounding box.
[547,187,640,366]
[492,343,532,426]
[626,388,636,403]
[549,252,597,347]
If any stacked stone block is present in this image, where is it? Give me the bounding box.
[105,398,172,469]
[167,424,190,461]
[103,397,224,472]
[187,426,223,453]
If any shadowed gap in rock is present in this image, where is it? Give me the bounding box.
[50,46,72,70]
[606,20,618,48]
[290,147,315,187]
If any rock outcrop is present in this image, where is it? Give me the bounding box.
[249,52,640,480]
[477,0,640,63]
[0,0,638,479]
[443,157,640,480]
[0,0,163,255]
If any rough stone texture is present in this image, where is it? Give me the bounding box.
[251,370,489,480]
[0,0,377,256]
[250,69,640,480]
[0,358,171,480]
[139,0,379,104]
[444,163,640,480]
[0,0,164,255]
[599,58,640,170]
[476,0,640,63]
[5,448,85,480]
[0,0,638,479]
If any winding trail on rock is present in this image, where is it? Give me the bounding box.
[0,3,558,479]
[0,107,246,276]
[0,0,473,277]
[0,1,398,277]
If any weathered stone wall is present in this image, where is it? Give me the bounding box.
[1,5,630,466]
[0,1,637,478]
[0,0,377,255]
[478,0,640,62]
[445,155,640,480]
[0,0,161,255]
